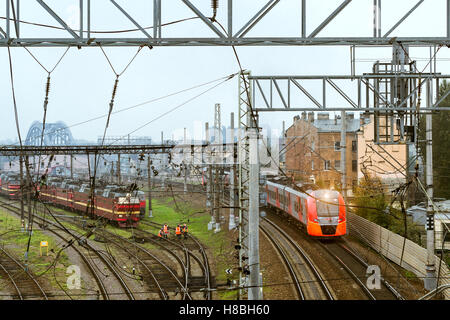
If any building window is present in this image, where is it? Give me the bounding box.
[324,160,331,170]
[311,141,315,152]
[334,141,340,151]
[334,160,340,170]
[311,160,314,171]
[352,141,357,152]
[352,160,357,172]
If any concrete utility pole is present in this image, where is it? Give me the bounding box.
[161,131,165,189]
[214,167,222,232]
[214,104,223,233]
[25,156,31,234]
[147,155,153,218]
[248,127,261,300]
[229,112,237,230]
[340,111,347,198]
[70,155,73,179]
[117,154,121,185]
[184,127,188,194]
[19,155,24,222]
[425,76,437,291]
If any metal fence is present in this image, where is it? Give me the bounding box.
[348,212,450,300]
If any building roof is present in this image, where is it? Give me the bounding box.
[407,200,450,225]
[313,118,361,133]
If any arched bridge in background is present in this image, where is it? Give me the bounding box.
[25,121,74,146]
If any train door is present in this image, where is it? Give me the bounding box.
[275,187,279,207]
[301,198,307,223]
[287,192,292,215]
[292,195,298,218]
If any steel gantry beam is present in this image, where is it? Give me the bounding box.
[0,143,237,157]
[249,74,450,112]
[1,0,450,47]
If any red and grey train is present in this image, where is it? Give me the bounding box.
[39,180,142,227]
[0,172,143,228]
[265,181,346,237]
[0,173,22,200]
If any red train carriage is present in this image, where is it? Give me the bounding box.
[39,180,141,227]
[265,181,346,237]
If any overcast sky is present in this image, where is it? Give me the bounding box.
[1,0,449,144]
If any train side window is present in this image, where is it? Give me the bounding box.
[294,198,300,212]
[301,199,306,215]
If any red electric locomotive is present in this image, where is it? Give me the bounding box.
[265,181,346,237]
[39,180,141,227]
[0,173,21,200]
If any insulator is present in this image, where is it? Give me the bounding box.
[111,78,119,100]
[45,75,51,97]
[211,0,218,21]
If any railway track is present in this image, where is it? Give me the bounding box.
[28,199,192,299]
[138,220,212,299]
[266,209,404,300]
[96,227,191,300]
[261,217,334,300]
[0,199,135,300]
[318,240,404,300]
[0,246,49,300]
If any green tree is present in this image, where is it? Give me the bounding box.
[419,80,450,199]
[353,174,393,228]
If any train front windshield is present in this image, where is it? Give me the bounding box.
[315,190,340,217]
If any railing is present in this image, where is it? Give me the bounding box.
[348,212,450,300]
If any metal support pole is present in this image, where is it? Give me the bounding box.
[147,155,153,218]
[425,80,437,291]
[340,111,347,198]
[448,0,450,38]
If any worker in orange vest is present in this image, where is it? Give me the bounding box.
[175,224,182,239]
[158,228,164,239]
[182,223,188,239]
[163,224,169,239]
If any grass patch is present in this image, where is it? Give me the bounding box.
[0,208,83,299]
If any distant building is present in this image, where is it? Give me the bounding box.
[285,112,360,196]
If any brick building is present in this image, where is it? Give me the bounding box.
[357,114,408,191]
[285,112,360,196]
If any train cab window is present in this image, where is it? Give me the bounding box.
[102,190,110,198]
[315,190,339,217]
